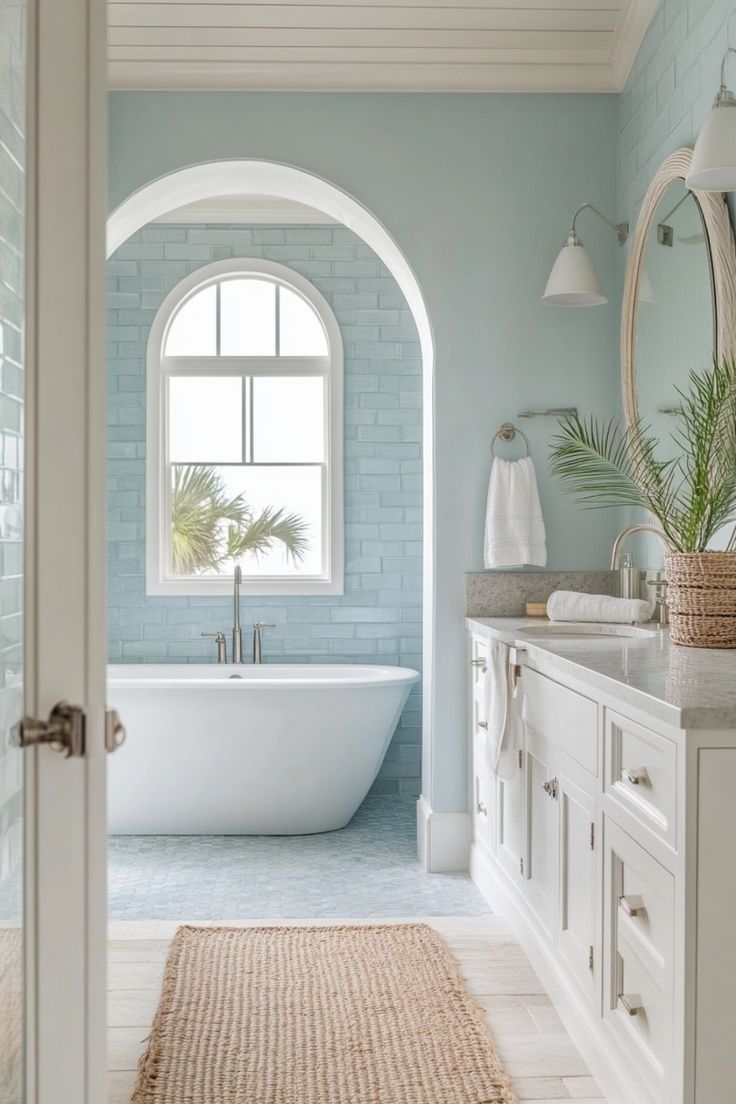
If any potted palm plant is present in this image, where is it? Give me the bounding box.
[549,358,736,648]
[171,465,309,576]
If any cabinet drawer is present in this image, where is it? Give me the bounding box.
[523,667,598,776]
[611,936,673,1092]
[606,818,673,984]
[604,710,677,849]
[604,819,674,1102]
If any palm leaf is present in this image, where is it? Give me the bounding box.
[548,359,736,554]
[170,464,310,574]
[226,506,310,564]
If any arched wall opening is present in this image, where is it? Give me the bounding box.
[107,159,436,856]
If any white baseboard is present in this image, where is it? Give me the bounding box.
[416,795,470,872]
[469,840,649,1104]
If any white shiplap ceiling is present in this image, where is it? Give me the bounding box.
[108,0,658,93]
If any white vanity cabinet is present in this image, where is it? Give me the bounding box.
[467,624,736,1104]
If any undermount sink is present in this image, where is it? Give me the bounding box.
[519,622,657,641]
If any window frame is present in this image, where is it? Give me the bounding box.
[146,257,344,596]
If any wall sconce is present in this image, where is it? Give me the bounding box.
[542,203,628,307]
[687,47,736,192]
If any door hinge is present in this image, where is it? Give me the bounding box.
[588,945,594,972]
[12,701,86,758]
[105,707,127,753]
[520,857,525,877]
[590,822,596,850]
[518,748,523,769]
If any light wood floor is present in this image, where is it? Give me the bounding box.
[108,916,606,1104]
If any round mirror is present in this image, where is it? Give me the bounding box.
[635,179,714,457]
[622,147,736,440]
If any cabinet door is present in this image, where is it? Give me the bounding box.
[496,749,523,880]
[557,772,597,1003]
[523,715,557,940]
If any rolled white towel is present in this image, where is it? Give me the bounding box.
[547,590,654,625]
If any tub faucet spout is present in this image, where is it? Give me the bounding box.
[233,565,243,664]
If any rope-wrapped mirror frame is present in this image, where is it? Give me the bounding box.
[621,146,736,428]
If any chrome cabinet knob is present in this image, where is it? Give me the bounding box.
[476,801,488,816]
[542,777,558,799]
[477,720,488,730]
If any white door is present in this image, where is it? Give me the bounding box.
[0,1,107,1101]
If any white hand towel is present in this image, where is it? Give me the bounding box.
[481,640,519,778]
[547,590,654,624]
[484,456,547,569]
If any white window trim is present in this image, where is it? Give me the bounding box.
[145,257,344,596]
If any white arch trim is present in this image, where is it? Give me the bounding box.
[107,160,441,865]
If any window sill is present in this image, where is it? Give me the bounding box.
[146,576,345,598]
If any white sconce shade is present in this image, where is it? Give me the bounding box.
[687,50,736,192]
[542,232,607,307]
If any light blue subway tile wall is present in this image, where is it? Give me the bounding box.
[619,0,736,219]
[107,223,422,796]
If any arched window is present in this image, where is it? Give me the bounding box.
[146,258,343,595]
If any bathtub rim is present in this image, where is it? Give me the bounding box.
[107,662,420,691]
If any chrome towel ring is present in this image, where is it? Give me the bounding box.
[491,422,531,458]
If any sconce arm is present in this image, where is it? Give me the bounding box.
[718,47,736,102]
[570,202,629,246]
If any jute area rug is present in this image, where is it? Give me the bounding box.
[132,923,518,1104]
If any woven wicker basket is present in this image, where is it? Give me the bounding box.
[665,551,736,648]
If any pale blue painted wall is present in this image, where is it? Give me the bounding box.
[108,222,422,795]
[616,0,736,562]
[109,92,622,813]
[619,0,735,220]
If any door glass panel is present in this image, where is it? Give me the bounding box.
[0,0,27,1099]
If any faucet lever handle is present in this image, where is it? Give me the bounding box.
[201,630,228,663]
[253,622,276,629]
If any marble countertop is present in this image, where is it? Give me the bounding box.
[466,617,736,730]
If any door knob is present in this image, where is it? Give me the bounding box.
[12,701,86,758]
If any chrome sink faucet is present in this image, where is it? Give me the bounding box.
[233,565,243,663]
[610,524,673,603]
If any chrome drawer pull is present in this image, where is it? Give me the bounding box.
[621,766,649,786]
[619,894,645,918]
[471,658,487,672]
[476,801,488,816]
[618,993,642,1016]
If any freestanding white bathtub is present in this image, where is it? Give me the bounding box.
[107,664,419,835]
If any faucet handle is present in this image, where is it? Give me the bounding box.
[253,622,276,630]
[201,630,227,663]
[645,578,669,626]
